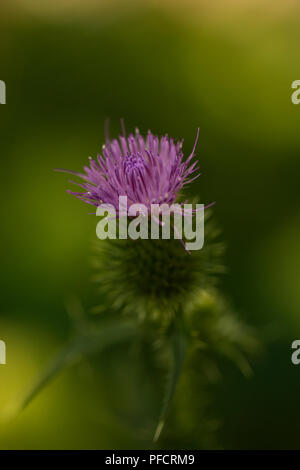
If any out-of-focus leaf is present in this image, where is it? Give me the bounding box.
[14,320,137,415]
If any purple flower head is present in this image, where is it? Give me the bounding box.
[59,124,201,213]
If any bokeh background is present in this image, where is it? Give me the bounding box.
[1,0,300,449]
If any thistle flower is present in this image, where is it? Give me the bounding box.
[16,123,257,448]
[57,123,223,322]
[60,125,201,212]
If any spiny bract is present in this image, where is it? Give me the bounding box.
[92,212,224,323]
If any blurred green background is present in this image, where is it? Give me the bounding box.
[1,0,300,449]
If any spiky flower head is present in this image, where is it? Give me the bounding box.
[62,126,200,212]
[58,123,222,323]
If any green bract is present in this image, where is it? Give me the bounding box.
[92,211,225,324]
